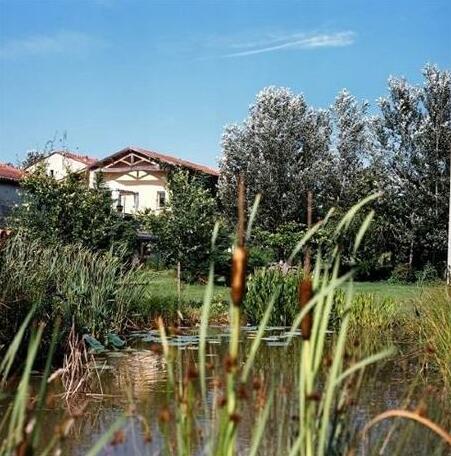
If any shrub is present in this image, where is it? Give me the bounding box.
[388,263,414,283]
[10,167,137,259]
[414,262,439,284]
[251,222,307,262]
[247,245,275,272]
[243,266,302,326]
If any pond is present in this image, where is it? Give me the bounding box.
[1,326,447,455]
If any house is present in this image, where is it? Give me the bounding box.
[89,146,218,214]
[0,163,23,228]
[27,145,219,215]
[26,150,96,180]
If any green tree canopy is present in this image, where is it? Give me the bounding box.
[10,167,137,257]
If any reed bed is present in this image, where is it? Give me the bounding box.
[0,194,450,455]
[410,288,451,388]
[0,233,145,351]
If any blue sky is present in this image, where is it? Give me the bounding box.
[0,0,450,167]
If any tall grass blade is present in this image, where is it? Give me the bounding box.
[241,286,279,383]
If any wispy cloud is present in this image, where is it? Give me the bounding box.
[0,31,106,59]
[219,31,355,58]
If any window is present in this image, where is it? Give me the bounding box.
[157,191,166,209]
[50,170,54,178]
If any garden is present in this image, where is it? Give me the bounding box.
[0,65,450,455]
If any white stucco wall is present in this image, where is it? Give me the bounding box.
[27,153,87,180]
[90,169,168,214]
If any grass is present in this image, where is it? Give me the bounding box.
[352,281,436,301]
[142,269,229,304]
[145,269,439,310]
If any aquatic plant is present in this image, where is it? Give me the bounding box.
[154,191,417,455]
[0,233,145,351]
[243,266,302,326]
[412,288,451,388]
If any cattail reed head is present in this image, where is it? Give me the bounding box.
[231,175,248,307]
[231,246,248,307]
[299,277,313,340]
[299,191,314,340]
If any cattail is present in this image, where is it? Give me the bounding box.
[299,191,314,340]
[231,246,248,307]
[231,176,248,307]
[158,407,171,423]
[299,278,313,340]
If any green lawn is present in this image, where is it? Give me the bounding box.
[352,282,426,301]
[144,269,437,305]
[143,269,229,304]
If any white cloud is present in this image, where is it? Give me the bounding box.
[220,31,355,58]
[0,31,106,59]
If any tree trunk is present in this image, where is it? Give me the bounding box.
[408,238,414,272]
[177,261,181,305]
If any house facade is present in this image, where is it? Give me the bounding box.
[0,163,23,228]
[89,146,219,214]
[26,146,219,215]
[26,150,96,180]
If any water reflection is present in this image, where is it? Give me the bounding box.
[0,327,446,455]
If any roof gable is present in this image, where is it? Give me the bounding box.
[90,146,219,177]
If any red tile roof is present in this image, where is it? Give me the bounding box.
[0,162,23,182]
[53,150,97,166]
[90,146,219,177]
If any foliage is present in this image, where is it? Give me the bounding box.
[413,288,451,387]
[414,262,439,284]
[137,170,224,281]
[373,64,451,274]
[219,86,333,231]
[330,90,371,209]
[154,192,400,455]
[251,222,306,262]
[332,289,399,350]
[219,64,450,279]
[0,234,144,352]
[10,167,137,258]
[1,196,449,455]
[388,263,415,283]
[243,266,302,326]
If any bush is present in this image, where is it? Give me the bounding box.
[247,245,275,272]
[332,289,399,351]
[251,222,307,262]
[388,263,414,283]
[128,290,180,326]
[414,262,439,284]
[243,266,302,326]
[10,167,137,259]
